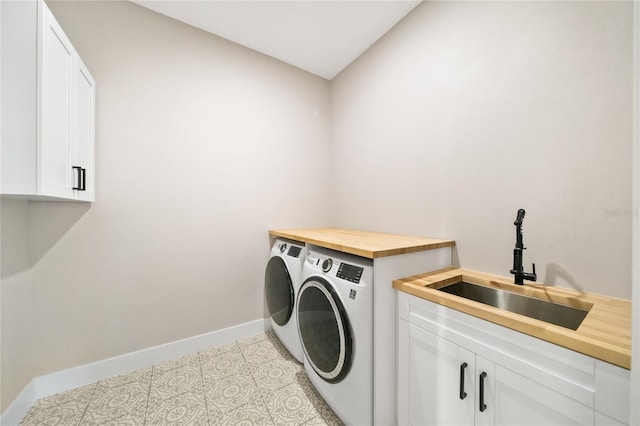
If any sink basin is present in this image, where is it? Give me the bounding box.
[436,281,590,330]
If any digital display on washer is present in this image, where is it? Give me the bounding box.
[287,246,302,258]
[337,263,364,283]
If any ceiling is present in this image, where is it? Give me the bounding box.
[131,1,421,80]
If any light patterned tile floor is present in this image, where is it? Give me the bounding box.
[19,332,344,426]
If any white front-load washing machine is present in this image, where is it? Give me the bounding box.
[264,238,305,363]
[297,245,374,425]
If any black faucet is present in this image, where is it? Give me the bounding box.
[510,209,537,285]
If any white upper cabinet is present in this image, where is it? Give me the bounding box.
[39,4,74,199]
[71,57,96,201]
[1,0,95,202]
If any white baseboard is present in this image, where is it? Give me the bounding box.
[0,318,270,426]
[0,381,37,426]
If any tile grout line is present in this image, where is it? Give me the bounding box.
[142,365,154,426]
[240,334,278,425]
[77,382,99,426]
[197,349,214,425]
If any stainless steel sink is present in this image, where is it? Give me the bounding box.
[436,281,590,330]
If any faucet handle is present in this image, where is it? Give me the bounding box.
[530,263,538,282]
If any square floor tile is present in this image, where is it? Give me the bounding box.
[203,373,262,419]
[302,409,344,426]
[95,366,152,393]
[237,332,272,347]
[93,410,147,426]
[80,381,149,425]
[154,353,200,374]
[150,365,203,402]
[291,370,315,391]
[30,382,97,412]
[200,349,248,380]
[145,392,209,425]
[200,341,240,358]
[263,382,329,426]
[240,339,293,367]
[249,357,303,394]
[213,398,274,425]
[20,400,87,426]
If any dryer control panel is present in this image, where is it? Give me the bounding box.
[337,263,364,283]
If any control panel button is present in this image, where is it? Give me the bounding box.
[322,258,333,273]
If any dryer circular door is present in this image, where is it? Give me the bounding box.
[265,257,294,326]
[297,277,352,383]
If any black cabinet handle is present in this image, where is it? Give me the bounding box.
[72,166,82,190]
[81,168,86,191]
[479,372,487,412]
[459,363,468,400]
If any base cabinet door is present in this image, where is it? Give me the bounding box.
[403,322,475,426]
[398,316,595,426]
[493,366,594,426]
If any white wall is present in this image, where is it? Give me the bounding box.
[629,2,639,424]
[0,0,634,414]
[0,200,35,412]
[330,1,633,298]
[1,0,331,411]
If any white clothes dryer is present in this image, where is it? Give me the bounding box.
[265,238,305,363]
[297,245,374,426]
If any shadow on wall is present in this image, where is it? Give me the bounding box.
[28,201,91,265]
[451,245,461,268]
[543,263,585,294]
[0,199,91,278]
[263,236,274,320]
[1,199,91,277]
[1,199,31,278]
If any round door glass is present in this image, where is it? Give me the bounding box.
[297,277,352,383]
[265,257,294,326]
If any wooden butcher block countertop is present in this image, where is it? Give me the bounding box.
[268,228,455,259]
[393,268,632,369]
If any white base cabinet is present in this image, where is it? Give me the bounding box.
[1,0,95,202]
[398,292,630,426]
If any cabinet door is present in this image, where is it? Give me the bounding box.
[38,1,74,198]
[71,56,95,201]
[403,322,475,426]
[493,365,594,426]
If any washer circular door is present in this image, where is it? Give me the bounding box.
[265,256,294,326]
[297,276,352,383]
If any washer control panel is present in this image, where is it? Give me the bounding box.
[306,251,364,284]
[337,262,364,284]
